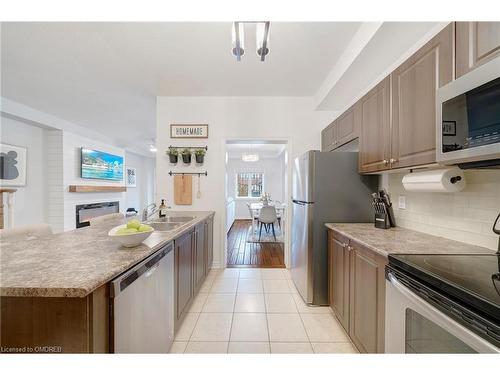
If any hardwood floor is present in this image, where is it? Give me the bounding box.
[226,220,285,268]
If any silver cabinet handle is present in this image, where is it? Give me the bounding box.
[390,158,398,164]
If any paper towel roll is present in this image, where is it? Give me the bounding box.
[402,168,466,193]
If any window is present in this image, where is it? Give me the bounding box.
[236,172,264,198]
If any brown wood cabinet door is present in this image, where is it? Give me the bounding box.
[336,103,360,148]
[193,223,206,293]
[391,23,454,169]
[175,231,193,324]
[456,22,500,78]
[359,76,391,173]
[322,123,336,151]
[328,231,350,331]
[321,127,329,151]
[349,242,387,353]
[205,217,214,274]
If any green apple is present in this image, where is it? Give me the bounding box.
[116,228,138,235]
[127,219,141,229]
[138,224,153,232]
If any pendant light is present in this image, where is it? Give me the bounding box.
[242,144,259,162]
[256,22,270,61]
[231,21,270,62]
[231,22,245,61]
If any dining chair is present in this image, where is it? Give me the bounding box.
[90,213,125,227]
[0,223,53,241]
[258,205,278,241]
[246,203,260,234]
[274,200,283,229]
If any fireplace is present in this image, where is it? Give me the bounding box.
[75,201,119,228]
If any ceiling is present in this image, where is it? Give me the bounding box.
[0,22,361,154]
[226,143,286,159]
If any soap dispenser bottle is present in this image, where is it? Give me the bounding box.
[159,199,167,218]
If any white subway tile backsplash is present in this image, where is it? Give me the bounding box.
[388,170,500,251]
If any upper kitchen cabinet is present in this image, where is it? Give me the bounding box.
[321,104,360,152]
[336,102,360,148]
[456,22,500,78]
[359,76,391,173]
[391,23,454,169]
[321,122,336,151]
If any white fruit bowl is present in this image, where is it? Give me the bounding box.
[108,224,154,248]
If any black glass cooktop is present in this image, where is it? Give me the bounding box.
[388,254,500,323]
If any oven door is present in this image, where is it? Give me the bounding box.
[385,272,500,353]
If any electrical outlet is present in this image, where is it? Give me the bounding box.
[398,195,406,210]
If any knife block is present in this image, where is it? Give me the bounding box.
[375,212,391,229]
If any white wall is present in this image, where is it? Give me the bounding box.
[0,115,47,227]
[125,151,156,214]
[387,170,500,251]
[156,96,335,267]
[227,155,285,219]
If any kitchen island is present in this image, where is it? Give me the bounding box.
[0,211,215,353]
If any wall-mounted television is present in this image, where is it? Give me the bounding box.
[81,148,124,181]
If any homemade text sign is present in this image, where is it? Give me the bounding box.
[170,124,209,138]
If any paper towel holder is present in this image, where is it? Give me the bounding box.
[402,167,466,193]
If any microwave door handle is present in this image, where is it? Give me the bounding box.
[387,272,500,353]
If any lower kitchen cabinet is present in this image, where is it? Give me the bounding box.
[175,230,194,326]
[349,240,387,353]
[0,284,109,353]
[205,216,214,275]
[328,230,350,330]
[193,223,206,294]
[328,229,388,353]
[174,215,214,331]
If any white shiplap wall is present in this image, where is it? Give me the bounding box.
[387,170,500,251]
[46,129,64,232]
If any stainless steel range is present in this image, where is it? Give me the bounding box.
[385,253,500,353]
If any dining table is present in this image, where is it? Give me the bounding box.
[249,202,286,235]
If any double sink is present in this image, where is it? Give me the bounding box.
[145,216,195,232]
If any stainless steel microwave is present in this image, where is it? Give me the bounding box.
[436,57,500,168]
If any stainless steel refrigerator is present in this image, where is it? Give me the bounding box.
[291,150,378,305]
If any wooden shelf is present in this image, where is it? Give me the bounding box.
[68,185,127,193]
[0,189,17,193]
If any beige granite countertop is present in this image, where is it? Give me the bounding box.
[0,211,214,298]
[325,223,495,258]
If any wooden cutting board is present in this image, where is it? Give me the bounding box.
[174,175,193,205]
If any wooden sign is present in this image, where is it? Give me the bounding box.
[170,124,209,139]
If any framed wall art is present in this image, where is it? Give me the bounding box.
[170,124,209,139]
[0,143,27,187]
[126,167,137,187]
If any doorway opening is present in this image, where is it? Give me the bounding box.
[224,139,289,268]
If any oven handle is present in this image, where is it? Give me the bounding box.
[387,272,425,305]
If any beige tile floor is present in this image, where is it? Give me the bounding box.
[169,267,359,354]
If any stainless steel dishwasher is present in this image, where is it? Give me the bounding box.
[111,242,174,353]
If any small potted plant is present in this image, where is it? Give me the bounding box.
[181,148,192,164]
[194,149,206,164]
[166,147,179,164]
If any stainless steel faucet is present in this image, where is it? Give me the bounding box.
[142,203,158,221]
